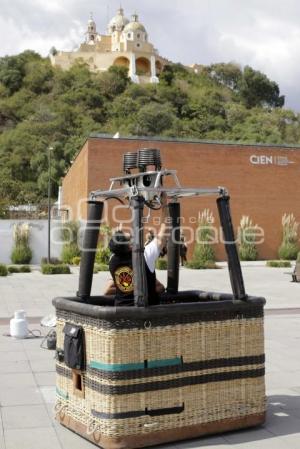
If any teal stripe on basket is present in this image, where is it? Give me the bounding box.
[89,361,145,372]
[148,357,182,368]
[56,387,68,400]
[89,357,182,372]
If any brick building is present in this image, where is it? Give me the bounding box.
[62,135,300,260]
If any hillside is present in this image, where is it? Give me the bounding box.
[0,50,298,213]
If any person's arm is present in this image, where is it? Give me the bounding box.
[144,193,169,273]
[103,279,116,296]
[157,192,170,251]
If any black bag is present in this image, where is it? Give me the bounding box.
[63,323,85,370]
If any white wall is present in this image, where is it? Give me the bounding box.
[0,220,63,265]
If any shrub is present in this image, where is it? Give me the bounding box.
[41,257,62,265]
[41,264,71,275]
[266,260,291,268]
[95,246,111,265]
[0,264,8,276]
[61,220,80,245]
[278,242,299,261]
[8,266,20,273]
[278,213,299,260]
[13,223,29,246]
[156,258,168,270]
[11,245,32,264]
[238,215,258,261]
[11,223,32,264]
[61,243,80,264]
[9,265,31,273]
[71,256,81,266]
[95,263,109,272]
[61,221,81,264]
[190,209,216,267]
[19,265,31,273]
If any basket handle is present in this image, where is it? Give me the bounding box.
[145,403,184,416]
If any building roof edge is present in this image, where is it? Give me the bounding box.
[88,133,300,150]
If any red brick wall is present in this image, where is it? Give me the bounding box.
[63,136,300,260]
[62,141,89,221]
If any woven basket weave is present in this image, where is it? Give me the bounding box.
[53,295,266,449]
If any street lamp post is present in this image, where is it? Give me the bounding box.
[48,146,53,264]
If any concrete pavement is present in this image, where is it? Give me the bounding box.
[0,314,300,449]
[0,265,298,319]
[0,265,300,448]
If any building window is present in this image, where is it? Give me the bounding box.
[136,43,140,48]
[127,33,131,38]
[137,33,140,39]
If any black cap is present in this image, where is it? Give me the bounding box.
[109,231,131,256]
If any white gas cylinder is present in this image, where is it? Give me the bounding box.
[10,310,28,339]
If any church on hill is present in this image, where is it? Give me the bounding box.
[50,7,169,84]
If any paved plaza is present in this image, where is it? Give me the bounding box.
[0,264,299,319]
[0,265,300,448]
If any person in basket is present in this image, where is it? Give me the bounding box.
[103,193,169,305]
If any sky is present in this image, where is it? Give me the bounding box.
[1,0,300,110]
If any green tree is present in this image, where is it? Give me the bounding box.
[133,102,176,135]
[0,52,298,209]
[239,66,285,108]
[208,62,242,90]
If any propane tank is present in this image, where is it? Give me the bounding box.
[10,310,28,339]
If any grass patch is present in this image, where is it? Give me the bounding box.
[19,265,31,273]
[8,266,20,273]
[41,264,71,275]
[94,263,109,273]
[8,265,31,273]
[266,260,292,268]
[41,257,62,265]
[186,261,219,269]
[156,259,168,270]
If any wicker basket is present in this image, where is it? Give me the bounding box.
[53,294,266,449]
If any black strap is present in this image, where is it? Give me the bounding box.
[145,403,185,416]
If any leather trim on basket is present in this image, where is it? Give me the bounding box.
[58,411,266,449]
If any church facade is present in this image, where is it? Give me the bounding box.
[50,8,169,84]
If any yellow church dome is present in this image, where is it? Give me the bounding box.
[124,13,146,33]
[107,8,129,33]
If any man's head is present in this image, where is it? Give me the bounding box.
[109,231,131,256]
[145,229,155,242]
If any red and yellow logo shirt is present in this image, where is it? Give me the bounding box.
[114,266,134,294]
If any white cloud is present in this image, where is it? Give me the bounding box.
[0,0,299,109]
